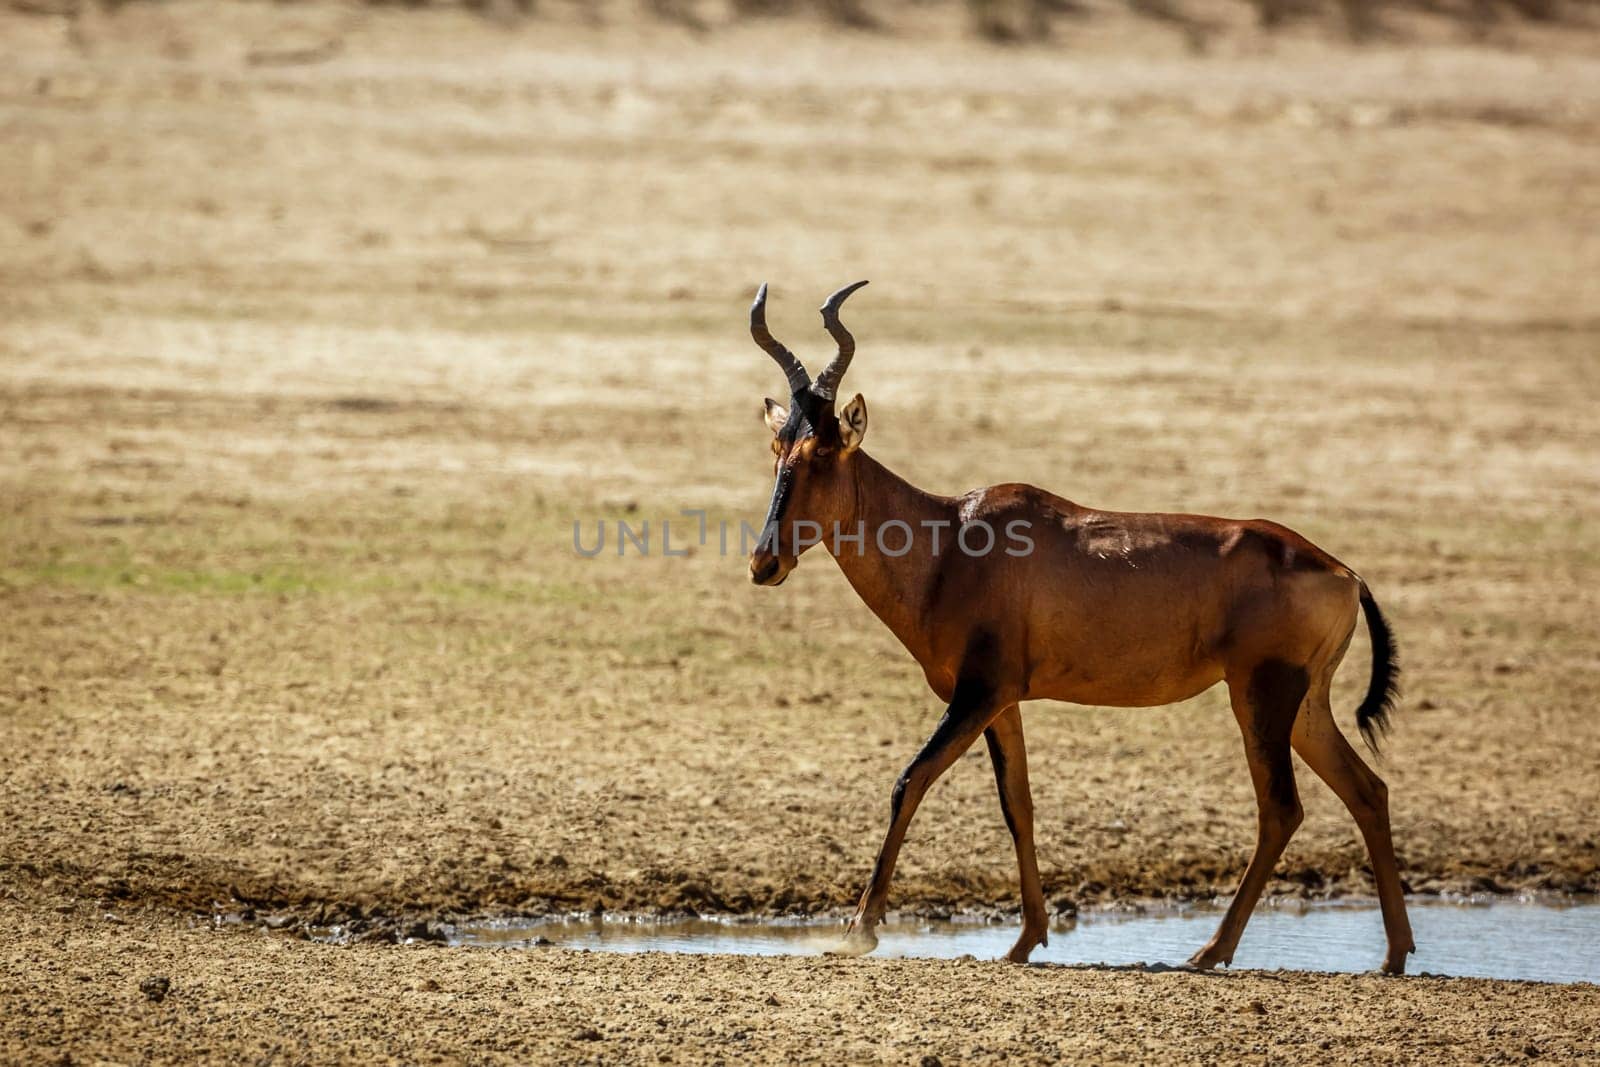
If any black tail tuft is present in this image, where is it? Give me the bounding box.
[1356,581,1402,753]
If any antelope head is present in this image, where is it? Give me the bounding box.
[748,281,872,587]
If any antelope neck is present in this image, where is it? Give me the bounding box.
[827,450,957,658]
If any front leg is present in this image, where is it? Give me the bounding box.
[833,672,1006,957]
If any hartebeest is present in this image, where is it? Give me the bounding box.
[747,282,1413,974]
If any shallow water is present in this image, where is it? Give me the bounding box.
[451,899,1600,984]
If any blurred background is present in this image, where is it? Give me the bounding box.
[1,0,1597,929]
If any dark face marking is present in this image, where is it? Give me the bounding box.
[759,460,798,547]
[757,387,844,557]
[774,385,843,449]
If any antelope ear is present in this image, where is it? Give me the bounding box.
[838,393,868,453]
[763,398,789,435]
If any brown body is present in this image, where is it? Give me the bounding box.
[746,283,1412,974]
[822,461,1357,710]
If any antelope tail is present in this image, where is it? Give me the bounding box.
[1355,580,1402,753]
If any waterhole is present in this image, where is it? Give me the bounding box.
[448,899,1599,985]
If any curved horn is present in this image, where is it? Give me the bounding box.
[812,279,870,402]
[750,283,811,396]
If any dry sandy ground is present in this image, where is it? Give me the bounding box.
[5,896,1600,1065]
[3,1,1600,1062]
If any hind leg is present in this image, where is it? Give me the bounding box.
[1292,686,1415,974]
[984,705,1049,963]
[1190,659,1308,969]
